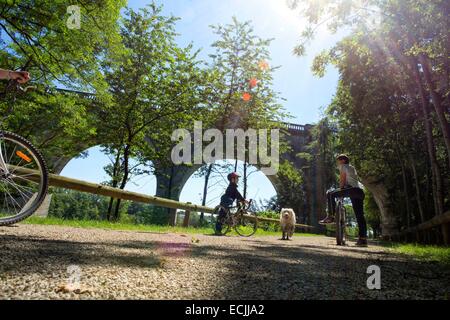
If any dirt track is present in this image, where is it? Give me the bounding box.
[0,224,448,300]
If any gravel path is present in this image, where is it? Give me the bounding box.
[0,224,448,300]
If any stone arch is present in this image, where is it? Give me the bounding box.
[42,122,327,228]
[177,160,281,201]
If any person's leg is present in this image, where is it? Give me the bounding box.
[326,190,333,216]
[330,189,348,215]
[351,197,367,237]
[215,207,226,234]
[321,189,344,223]
[348,188,367,245]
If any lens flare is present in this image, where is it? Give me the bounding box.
[258,60,269,71]
[249,78,258,88]
[242,92,252,101]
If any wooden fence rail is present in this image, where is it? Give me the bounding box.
[13,167,315,230]
[389,211,450,245]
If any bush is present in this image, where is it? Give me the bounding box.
[131,204,169,225]
[258,210,281,232]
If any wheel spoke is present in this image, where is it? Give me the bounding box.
[3,187,20,215]
[10,173,39,186]
[5,178,33,200]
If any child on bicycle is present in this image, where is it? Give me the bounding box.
[215,172,249,235]
[320,154,368,247]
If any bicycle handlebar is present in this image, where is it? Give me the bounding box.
[240,199,252,210]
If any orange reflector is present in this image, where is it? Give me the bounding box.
[16,151,32,163]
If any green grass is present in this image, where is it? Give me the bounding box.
[381,242,450,265]
[21,216,319,237]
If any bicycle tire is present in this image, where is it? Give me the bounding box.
[0,131,48,226]
[234,210,258,237]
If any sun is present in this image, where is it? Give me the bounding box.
[265,0,305,29]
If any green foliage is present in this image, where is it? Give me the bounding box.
[0,0,125,88]
[257,210,281,232]
[207,17,289,131]
[365,190,382,236]
[273,161,306,214]
[288,0,449,235]
[49,188,112,220]
[128,203,170,225]
[383,243,450,266]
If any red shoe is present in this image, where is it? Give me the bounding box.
[319,216,334,225]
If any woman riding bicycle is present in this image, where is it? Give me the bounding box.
[320,154,368,247]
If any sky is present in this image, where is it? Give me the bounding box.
[62,0,345,206]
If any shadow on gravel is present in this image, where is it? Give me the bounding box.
[0,232,448,299]
[0,234,166,271]
[188,241,450,300]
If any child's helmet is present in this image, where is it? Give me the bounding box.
[227,172,240,181]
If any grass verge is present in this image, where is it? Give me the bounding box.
[381,242,450,265]
[21,216,319,237]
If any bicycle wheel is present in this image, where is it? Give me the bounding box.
[335,203,346,246]
[212,205,231,235]
[234,210,257,237]
[0,131,48,226]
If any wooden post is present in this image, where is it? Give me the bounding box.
[183,202,191,228]
[183,210,191,228]
[168,208,177,227]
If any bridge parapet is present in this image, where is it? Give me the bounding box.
[282,122,313,136]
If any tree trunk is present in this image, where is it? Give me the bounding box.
[408,154,425,223]
[411,61,444,217]
[361,176,398,237]
[383,41,444,218]
[419,55,450,169]
[243,162,248,198]
[200,163,214,222]
[113,144,131,221]
[107,150,122,221]
[400,159,411,228]
[394,139,411,228]
[167,165,177,226]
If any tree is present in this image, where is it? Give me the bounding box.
[205,17,290,196]
[273,160,306,222]
[0,1,125,170]
[208,17,288,131]
[0,0,125,89]
[99,4,208,220]
[286,0,449,239]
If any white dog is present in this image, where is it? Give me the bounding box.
[280,208,296,240]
